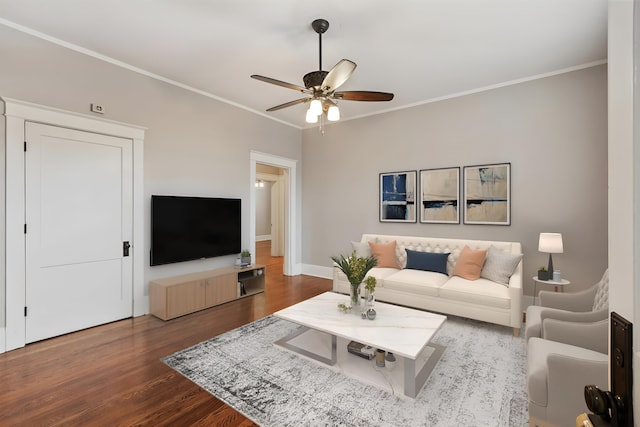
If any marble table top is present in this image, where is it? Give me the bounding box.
[274,291,446,359]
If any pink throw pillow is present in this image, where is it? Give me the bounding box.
[452,245,487,280]
[368,241,400,269]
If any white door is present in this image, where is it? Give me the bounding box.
[25,123,133,343]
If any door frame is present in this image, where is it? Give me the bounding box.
[2,97,145,352]
[249,151,299,276]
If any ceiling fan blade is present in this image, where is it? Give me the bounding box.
[251,75,311,93]
[266,97,310,112]
[321,59,357,92]
[333,91,395,102]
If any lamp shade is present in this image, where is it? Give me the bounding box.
[309,99,323,116]
[327,105,340,121]
[305,108,318,123]
[538,232,563,253]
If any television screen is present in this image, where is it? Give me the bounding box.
[151,195,241,266]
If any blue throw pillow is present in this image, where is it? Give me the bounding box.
[405,249,449,275]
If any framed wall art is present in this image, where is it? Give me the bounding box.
[379,170,417,222]
[419,167,460,224]
[463,163,511,225]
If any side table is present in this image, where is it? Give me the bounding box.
[532,276,571,305]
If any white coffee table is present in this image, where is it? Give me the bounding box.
[273,291,446,398]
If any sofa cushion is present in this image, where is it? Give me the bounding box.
[405,249,449,274]
[383,269,447,296]
[480,245,522,286]
[451,245,487,280]
[368,240,400,268]
[527,337,608,407]
[365,267,401,286]
[440,276,511,309]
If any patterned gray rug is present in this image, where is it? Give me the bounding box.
[162,313,528,426]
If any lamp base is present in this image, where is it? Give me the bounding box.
[547,254,554,281]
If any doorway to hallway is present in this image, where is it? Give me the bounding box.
[255,163,286,260]
[249,151,298,276]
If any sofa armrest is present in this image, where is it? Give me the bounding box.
[545,352,608,426]
[332,266,348,292]
[508,259,523,290]
[542,318,608,354]
[507,258,524,328]
[539,285,597,311]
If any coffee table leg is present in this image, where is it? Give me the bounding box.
[404,358,417,398]
[274,326,337,366]
[403,343,446,398]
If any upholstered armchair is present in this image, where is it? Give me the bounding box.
[527,318,608,427]
[525,269,608,341]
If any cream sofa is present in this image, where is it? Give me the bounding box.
[333,234,524,335]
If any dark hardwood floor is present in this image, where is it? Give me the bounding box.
[0,241,332,426]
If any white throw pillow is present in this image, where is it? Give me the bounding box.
[351,241,372,258]
[480,245,522,286]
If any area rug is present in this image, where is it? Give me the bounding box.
[162,314,528,426]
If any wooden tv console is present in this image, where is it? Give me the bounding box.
[149,264,265,320]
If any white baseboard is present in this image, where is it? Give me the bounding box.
[287,262,302,276]
[256,235,271,242]
[0,327,5,354]
[301,264,333,280]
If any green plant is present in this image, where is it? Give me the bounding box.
[241,249,251,257]
[364,276,377,293]
[337,303,352,312]
[538,266,547,272]
[331,251,378,285]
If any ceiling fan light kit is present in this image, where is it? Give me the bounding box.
[305,108,319,123]
[251,18,394,129]
[327,105,340,121]
[309,99,323,116]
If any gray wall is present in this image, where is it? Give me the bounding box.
[302,65,608,296]
[0,24,302,327]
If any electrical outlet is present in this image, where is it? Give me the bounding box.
[90,104,105,114]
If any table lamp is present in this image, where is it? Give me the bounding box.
[538,232,563,279]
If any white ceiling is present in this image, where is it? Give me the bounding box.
[0,0,607,129]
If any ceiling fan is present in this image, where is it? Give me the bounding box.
[251,18,394,123]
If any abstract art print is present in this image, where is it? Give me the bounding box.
[463,163,511,225]
[379,171,417,222]
[419,167,460,224]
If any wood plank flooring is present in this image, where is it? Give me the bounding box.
[0,241,332,426]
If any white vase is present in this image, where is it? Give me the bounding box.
[364,289,375,307]
[385,352,396,370]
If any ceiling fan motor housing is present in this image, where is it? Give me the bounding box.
[303,71,329,89]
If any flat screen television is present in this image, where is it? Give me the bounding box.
[150,195,241,266]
